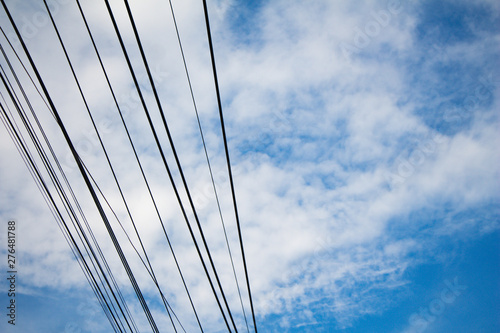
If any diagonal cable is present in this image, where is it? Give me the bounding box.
[166,0,250,331]
[201,1,258,331]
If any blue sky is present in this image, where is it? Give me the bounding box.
[0,0,499,332]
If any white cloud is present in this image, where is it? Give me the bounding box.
[0,0,498,331]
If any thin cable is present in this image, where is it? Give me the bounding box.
[1,25,146,333]
[121,1,239,331]
[201,1,258,331]
[0,96,122,333]
[166,0,250,331]
[0,3,159,332]
[0,27,52,115]
[104,1,233,331]
[2,25,143,333]
[0,105,121,333]
[0,70,121,331]
[0,42,133,333]
[0,63,130,331]
[42,1,179,330]
[75,1,204,330]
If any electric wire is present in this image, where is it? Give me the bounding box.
[42,1,180,330]
[166,0,250,331]
[0,63,129,332]
[83,161,189,333]
[104,0,234,330]
[201,1,258,331]
[0,86,123,333]
[0,27,52,115]
[121,1,239,330]
[2,6,177,332]
[75,1,205,330]
[1,1,259,332]
[1,26,140,333]
[0,99,121,333]
[0,40,135,333]
[0,2,159,332]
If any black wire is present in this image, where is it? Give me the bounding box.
[166,0,250,331]
[0,39,133,333]
[84,160,191,333]
[42,1,180,331]
[75,1,203,331]
[121,1,240,331]
[0,2,159,332]
[2,1,258,331]
[0,57,134,332]
[0,27,52,115]
[0,88,123,332]
[103,1,234,331]
[0,68,125,332]
[2,20,142,331]
[201,1,258,331]
[1,20,151,333]
[0,99,121,333]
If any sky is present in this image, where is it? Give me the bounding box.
[0,0,499,332]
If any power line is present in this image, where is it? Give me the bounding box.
[121,1,240,330]
[0,38,135,333]
[104,0,235,330]
[0,76,125,332]
[1,1,260,331]
[0,2,159,331]
[42,1,181,330]
[75,0,204,330]
[166,0,250,331]
[0,67,144,333]
[201,1,258,331]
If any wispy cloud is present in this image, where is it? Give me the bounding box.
[0,0,498,331]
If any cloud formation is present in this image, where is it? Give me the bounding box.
[0,0,498,331]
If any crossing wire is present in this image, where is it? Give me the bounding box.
[0,27,52,114]
[0,2,160,332]
[1,1,260,331]
[0,102,122,333]
[0,28,138,333]
[42,1,182,330]
[3,30,187,330]
[0,44,135,333]
[2,2,199,331]
[121,1,240,330]
[104,0,235,330]
[75,1,204,330]
[0,79,124,332]
[166,0,250,331]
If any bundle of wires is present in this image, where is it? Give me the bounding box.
[0,1,257,332]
